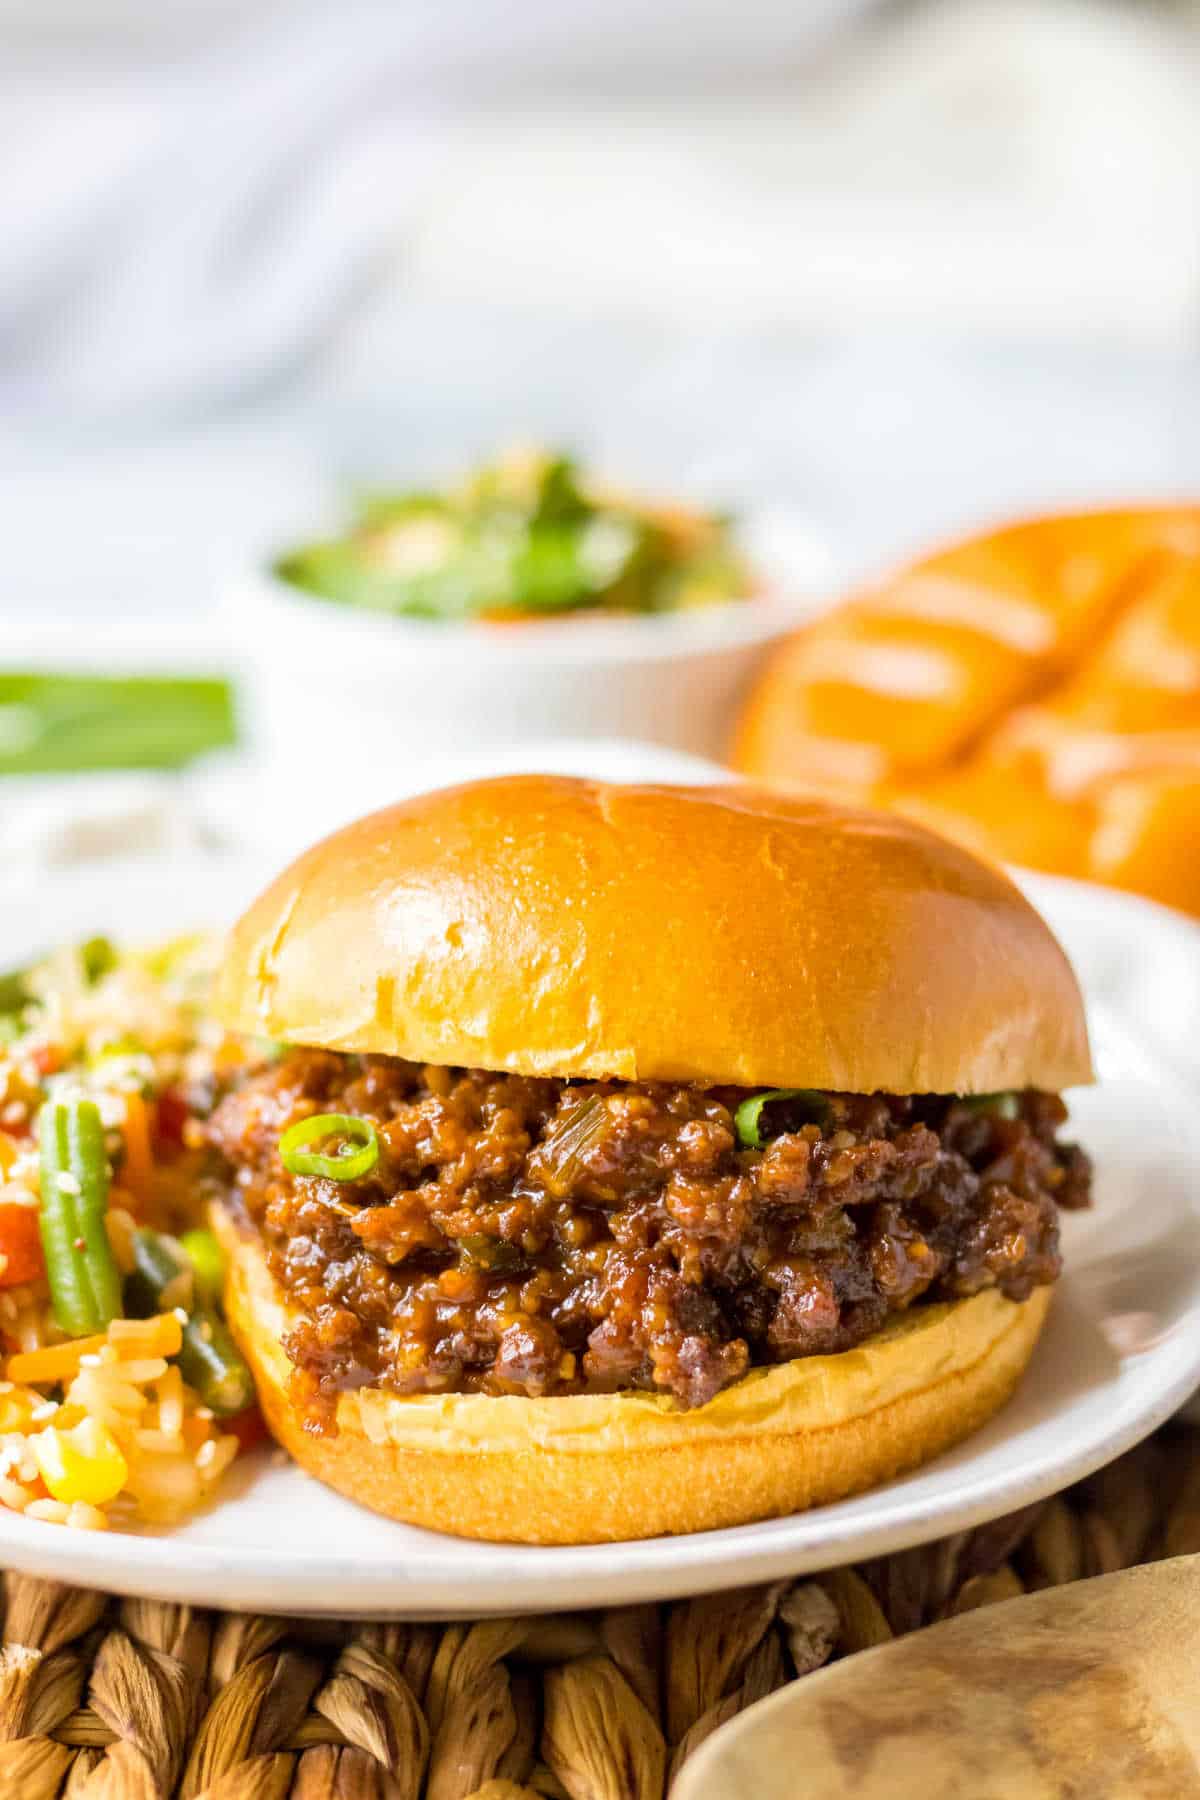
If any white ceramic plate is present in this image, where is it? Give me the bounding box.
[1,853,1198,1618]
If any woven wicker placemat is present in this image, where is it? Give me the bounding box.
[2,1423,1196,1799]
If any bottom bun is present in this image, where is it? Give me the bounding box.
[216,1209,1051,1544]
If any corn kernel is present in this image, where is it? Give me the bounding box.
[34,1417,128,1506]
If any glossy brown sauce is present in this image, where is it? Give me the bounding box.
[205,1051,1089,1432]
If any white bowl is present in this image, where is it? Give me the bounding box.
[224,507,835,777]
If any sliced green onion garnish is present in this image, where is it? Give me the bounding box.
[734,1088,830,1150]
[278,1113,380,1181]
[960,1092,1020,1120]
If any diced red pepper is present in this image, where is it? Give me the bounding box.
[0,1203,45,1287]
[226,1406,268,1453]
[155,1085,192,1149]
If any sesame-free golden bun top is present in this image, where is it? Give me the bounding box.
[215,775,1093,1095]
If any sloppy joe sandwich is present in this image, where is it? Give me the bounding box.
[205,776,1093,1543]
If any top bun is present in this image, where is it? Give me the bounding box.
[215,776,1092,1095]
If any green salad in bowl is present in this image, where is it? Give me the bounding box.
[275,446,754,624]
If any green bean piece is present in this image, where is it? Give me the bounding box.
[37,1099,123,1336]
[125,1228,194,1318]
[178,1313,255,1416]
[180,1228,225,1307]
[125,1226,253,1414]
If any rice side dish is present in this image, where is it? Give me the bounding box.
[0,934,259,1530]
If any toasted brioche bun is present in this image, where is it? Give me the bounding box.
[215,775,1091,1094]
[216,1206,1052,1544]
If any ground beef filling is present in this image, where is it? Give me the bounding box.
[204,1051,1091,1431]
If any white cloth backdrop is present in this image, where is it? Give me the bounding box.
[2,0,1198,424]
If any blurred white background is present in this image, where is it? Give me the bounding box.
[2,0,1199,631]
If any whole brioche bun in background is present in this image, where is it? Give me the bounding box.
[216,1209,1052,1543]
[212,777,1089,1542]
[215,774,1092,1096]
[729,504,1200,921]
